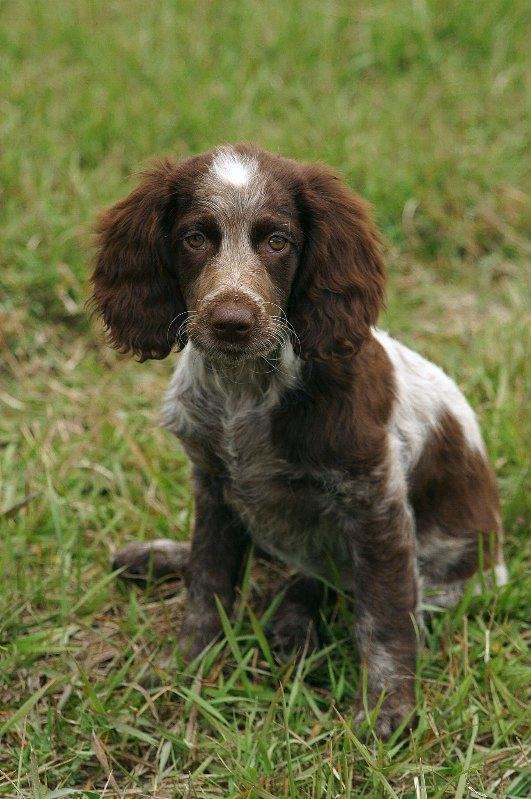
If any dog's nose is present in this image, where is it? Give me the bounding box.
[209,303,254,341]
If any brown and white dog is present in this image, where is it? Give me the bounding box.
[91,145,506,737]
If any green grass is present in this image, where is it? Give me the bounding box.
[0,0,529,796]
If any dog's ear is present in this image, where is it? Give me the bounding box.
[289,164,385,362]
[90,160,185,361]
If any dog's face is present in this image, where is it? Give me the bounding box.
[91,145,385,363]
[173,148,303,361]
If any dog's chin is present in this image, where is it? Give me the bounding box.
[191,336,278,365]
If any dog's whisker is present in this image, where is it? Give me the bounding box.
[167,310,198,347]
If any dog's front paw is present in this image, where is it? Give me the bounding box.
[269,610,320,661]
[354,687,416,740]
[178,613,222,662]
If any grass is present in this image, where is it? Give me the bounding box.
[0,0,529,796]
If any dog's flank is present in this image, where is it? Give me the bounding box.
[91,144,506,738]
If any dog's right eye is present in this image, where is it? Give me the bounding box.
[267,234,288,252]
[184,232,206,249]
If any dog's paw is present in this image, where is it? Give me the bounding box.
[178,614,222,663]
[354,690,416,740]
[112,539,190,582]
[269,611,320,661]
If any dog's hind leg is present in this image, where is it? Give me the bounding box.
[418,528,508,611]
[112,539,191,582]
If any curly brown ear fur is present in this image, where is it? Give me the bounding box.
[90,160,185,361]
[290,164,386,361]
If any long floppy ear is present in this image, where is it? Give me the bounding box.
[289,164,385,361]
[90,160,185,361]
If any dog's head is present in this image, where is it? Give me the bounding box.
[90,145,385,363]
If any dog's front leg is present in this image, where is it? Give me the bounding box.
[351,488,419,739]
[179,468,249,661]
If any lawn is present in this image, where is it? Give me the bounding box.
[0,0,529,796]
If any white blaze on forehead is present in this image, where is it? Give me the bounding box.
[210,147,257,187]
[199,146,266,218]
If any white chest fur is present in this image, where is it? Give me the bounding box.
[161,344,351,577]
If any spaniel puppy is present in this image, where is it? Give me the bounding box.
[91,145,506,738]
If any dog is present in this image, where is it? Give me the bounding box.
[90,144,506,737]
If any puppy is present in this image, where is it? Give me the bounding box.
[91,145,506,737]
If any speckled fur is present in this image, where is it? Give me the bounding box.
[162,341,411,589]
[92,145,506,739]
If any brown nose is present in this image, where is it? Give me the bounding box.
[209,303,255,342]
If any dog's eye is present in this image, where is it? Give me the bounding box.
[268,234,288,252]
[184,232,206,249]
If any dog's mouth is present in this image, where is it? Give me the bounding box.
[189,332,280,363]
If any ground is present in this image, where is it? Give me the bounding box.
[0,1,529,797]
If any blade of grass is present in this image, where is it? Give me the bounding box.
[454,713,478,799]
[0,679,61,738]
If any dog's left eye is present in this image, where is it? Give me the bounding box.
[184,232,206,249]
[268,234,288,252]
